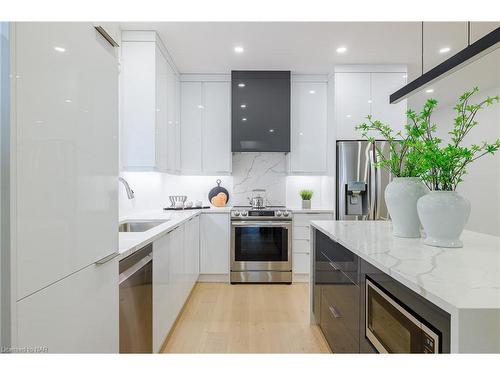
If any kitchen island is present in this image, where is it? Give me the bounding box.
[309,220,500,353]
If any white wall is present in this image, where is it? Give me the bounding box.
[431,86,500,236]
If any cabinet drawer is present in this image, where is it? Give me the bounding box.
[293,213,333,226]
[293,239,310,253]
[293,226,310,240]
[293,253,310,274]
[315,230,359,284]
[320,277,360,353]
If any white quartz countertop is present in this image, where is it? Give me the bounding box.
[118,207,230,260]
[287,207,334,213]
[310,220,500,314]
[118,209,200,260]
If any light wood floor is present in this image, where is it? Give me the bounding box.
[162,282,331,353]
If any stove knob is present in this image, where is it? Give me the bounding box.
[241,211,248,217]
[233,211,240,216]
[276,210,283,217]
[283,210,290,217]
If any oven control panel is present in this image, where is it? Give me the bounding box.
[231,209,292,219]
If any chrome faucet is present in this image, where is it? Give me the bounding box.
[118,177,135,199]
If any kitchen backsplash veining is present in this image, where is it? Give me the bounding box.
[119,155,334,216]
[232,152,287,206]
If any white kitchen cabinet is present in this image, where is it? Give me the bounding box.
[121,31,180,172]
[200,213,230,275]
[184,215,200,292]
[335,69,407,140]
[153,217,199,352]
[17,259,119,353]
[291,80,328,173]
[155,45,168,172]
[202,82,231,174]
[335,72,371,140]
[370,73,407,130]
[470,22,500,43]
[181,81,203,173]
[153,230,174,353]
[15,23,119,300]
[180,77,231,175]
[292,213,333,277]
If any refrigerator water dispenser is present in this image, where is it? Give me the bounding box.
[346,181,368,215]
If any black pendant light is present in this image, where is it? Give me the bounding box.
[390,23,500,104]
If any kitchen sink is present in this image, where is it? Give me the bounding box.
[119,220,169,232]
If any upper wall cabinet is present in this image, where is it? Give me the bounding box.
[470,22,500,43]
[290,77,328,174]
[121,31,180,172]
[180,76,231,175]
[335,66,407,140]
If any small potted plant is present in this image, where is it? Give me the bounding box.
[356,115,428,238]
[299,190,313,209]
[416,87,500,247]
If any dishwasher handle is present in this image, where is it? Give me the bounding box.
[119,254,152,284]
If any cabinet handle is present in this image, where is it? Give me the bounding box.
[94,26,119,47]
[328,261,340,271]
[329,305,342,319]
[95,251,119,265]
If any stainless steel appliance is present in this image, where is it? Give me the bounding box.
[230,206,292,283]
[119,244,153,353]
[336,140,392,220]
[365,279,439,353]
[247,188,268,209]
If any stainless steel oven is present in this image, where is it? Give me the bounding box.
[230,207,292,283]
[365,279,439,353]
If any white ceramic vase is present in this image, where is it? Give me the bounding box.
[417,191,471,248]
[385,177,428,238]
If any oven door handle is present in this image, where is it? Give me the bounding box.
[231,221,291,227]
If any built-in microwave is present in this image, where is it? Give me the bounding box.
[365,279,440,353]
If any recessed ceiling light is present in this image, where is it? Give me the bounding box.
[299,132,304,136]
[240,104,247,108]
[346,114,352,118]
[269,129,275,133]
[197,104,204,109]
[54,46,66,52]
[242,118,247,122]
[439,47,451,54]
[238,83,245,88]
[336,46,347,54]
[64,99,72,103]
[367,100,373,104]
[234,46,244,53]
[309,90,316,94]
[425,89,434,94]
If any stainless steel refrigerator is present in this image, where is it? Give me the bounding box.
[336,140,392,220]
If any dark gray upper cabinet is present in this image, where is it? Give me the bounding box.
[231,71,291,152]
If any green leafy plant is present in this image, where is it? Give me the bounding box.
[299,190,313,201]
[414,87,500,191]
[355,115,426,177]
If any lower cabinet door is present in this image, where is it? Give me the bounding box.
[153,231,175,352]
[16,258,119,353]
[292,252,310,274]
[320,271,360,353]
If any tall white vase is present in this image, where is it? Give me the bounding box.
[417,191,471,248]
[385,177,428,238]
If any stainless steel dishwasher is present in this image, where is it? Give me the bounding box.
[119,243,153,353]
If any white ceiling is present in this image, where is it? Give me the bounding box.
[120,22,424,73]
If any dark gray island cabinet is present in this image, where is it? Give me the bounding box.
[312,229,451,353]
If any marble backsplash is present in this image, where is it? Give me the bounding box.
[232,152,287,206]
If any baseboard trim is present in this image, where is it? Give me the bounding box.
[197,274,230,283]
[293,273,310,283]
